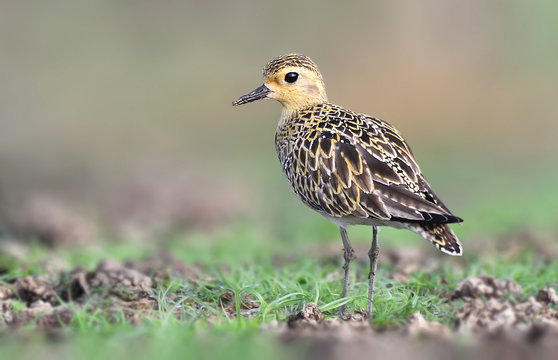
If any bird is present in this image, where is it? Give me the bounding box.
[232,54,463,318]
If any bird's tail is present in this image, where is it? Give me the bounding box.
[405,223,463,256]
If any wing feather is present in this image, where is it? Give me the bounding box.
[277,104,462,225]
[300,106,462,224]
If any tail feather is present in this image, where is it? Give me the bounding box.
[406,223,463,256]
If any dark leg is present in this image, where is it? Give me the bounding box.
[338,227,355,315]
[366,226,380,317]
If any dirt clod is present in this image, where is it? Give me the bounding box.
[219,291,234,305]
[35,307,74,329]
[456,298,517,334]
[0,285,13,300]
[452,275,523,300]
[125,253,201,284]
[87,259,152,300]
[266,303,374,344]
[405,312,452,340]
[339,310,368,322]
[15,275,58,305]
[455,296,558,337]
[219,291,260,318]
[288,302,323,328]
[117,298,158,323]
[0,300,14,324]
[11,300,53,326]
[0,255,211,329]
[536,288,558,305]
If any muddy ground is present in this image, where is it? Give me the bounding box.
[1,235,558,360]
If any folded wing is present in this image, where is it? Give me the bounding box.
[299,112,462,225]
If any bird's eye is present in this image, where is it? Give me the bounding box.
[284,72,299,83]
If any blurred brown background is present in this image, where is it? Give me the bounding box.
[1,0,557,245]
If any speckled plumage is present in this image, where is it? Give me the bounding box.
[263,54,321,78]
[233,54,463,316]
[275,102,463,255]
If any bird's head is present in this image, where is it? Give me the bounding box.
[233,54,328,112]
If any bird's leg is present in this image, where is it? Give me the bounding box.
[338,227,355,315]
[366,226,380,318]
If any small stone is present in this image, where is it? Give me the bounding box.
[0,285,13,300]
[536,288,558,305]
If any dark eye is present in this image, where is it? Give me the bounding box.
[284,72,299,83]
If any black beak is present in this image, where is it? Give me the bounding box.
[232,85,271,106]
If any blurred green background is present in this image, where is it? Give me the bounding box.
[1,0,558,248]
[2,2,558,360]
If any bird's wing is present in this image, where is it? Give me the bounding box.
[300,106,461,224]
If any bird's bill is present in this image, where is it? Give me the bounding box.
[232,84,270,106]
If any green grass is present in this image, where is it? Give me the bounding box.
[3,154,558,360]
[2,222,557,360]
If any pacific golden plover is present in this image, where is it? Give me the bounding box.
[233,54,463,317]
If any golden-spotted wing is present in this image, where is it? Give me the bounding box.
[298,111,462,225]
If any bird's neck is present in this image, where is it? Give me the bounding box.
[279,99,328,126]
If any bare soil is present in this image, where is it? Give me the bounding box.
[0,254,201,329]
[1,237,557,360]
[271,282,558,360]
